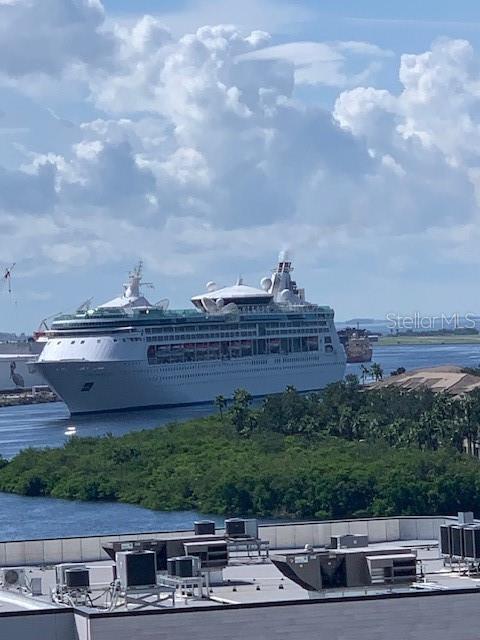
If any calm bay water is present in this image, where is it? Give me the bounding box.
[348,342,480,377]
[0,493,223,541]
[1,342,480,541]
[0,402,216,459]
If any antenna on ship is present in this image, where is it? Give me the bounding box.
[2,263,15,295]
[125,261,154,299]
[76,297,93,313]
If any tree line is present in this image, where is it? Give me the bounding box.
[0,380,480,519]
[221,377,480,452]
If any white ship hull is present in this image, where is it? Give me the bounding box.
[36,353,345,414]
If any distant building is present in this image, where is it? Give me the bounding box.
[370,365,480,397]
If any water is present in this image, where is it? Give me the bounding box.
[348,342,480,378]
[0,492,223,541]
[0,402,216,459]
[3,343,480,459]
[1,342,480,541]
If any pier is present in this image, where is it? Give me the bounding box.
[0,389,58,409]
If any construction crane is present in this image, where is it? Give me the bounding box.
[2,263,15,294]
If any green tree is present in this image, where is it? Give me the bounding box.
[215,395,227,422]
[370,362,384,381]
[230,388,255,436]
[360,365,370,384]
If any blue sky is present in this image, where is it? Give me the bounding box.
[2,0,480,332]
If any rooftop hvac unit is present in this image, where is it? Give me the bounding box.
[55,564,88,588]
[65,568,90,589]
[272,548,417,592]
[116,550,157,589]
[0,567,26,590]
[225,518,258,539]
[366,554,417,585]
[175,556,201,578]
[440,525,452,556]
[194,520,216,536]
[271,553,323,591]
[462,526,480,560]
[330,534,369,549]
[103,536,219,572]
[183,540,229,571]
[167,558,177,577]
[104,540,167,571]
[450,526,464,558]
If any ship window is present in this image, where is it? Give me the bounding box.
[325,336,332,344]
[81,382,94,392]
[97,339,101,343]
[70,340,75,344]
[80,340,85,344]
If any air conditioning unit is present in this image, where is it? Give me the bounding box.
[194,520,216,536]
[55,564,88,588]
[167,555,201,578]
[330,534,369,549]
[462,526,480,560]
[440,525,452,556]
[0,567,26,590]
[450,525,464,558]
[183,541,229,571]
[167,557,177,577]
[175,556,201,578]
[116,550,157,589]
[225,518,258,539]
[65,568,90,589]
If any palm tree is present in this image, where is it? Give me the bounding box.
[214,395,227,422]
[360,364,370,384]
[370,362,384,382]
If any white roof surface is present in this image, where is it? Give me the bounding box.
[98,295,152,309]
[192,284,272,301]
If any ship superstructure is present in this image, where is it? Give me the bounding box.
[36,255,346,414]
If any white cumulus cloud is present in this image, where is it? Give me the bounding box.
[1,3,480,323]
[0,0,115,78]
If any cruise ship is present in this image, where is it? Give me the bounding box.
[35,256,346,414]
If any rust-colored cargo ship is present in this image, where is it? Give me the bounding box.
[337,328,373,363]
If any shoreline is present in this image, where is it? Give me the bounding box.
[377,336,480,346]
[0,390,59,408]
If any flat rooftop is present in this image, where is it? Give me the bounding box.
[1,537,477,616]
[7,517,480,640]
[370,365,480,396]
